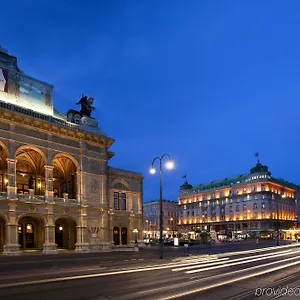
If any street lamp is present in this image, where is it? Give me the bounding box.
[133,228,138,244]
[170,217,175,237]
[149,153,174,259]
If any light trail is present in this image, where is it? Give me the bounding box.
[217,243,300,258]
[172,248,295,272]
[0,244,298,290]
[186,249,300,274]
[158,256,300,300]
[0,256,224,289]
[137,249,300,297]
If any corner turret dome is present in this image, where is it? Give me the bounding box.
[180,180,193,190]
[250,162,271,175]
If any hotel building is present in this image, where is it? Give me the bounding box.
[0,46,143,255]
[178,162,299,240]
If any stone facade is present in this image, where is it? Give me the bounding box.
[0,47,143,255]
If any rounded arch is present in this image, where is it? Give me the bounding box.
[0,141,9,158]
[55,216,77,249]
[54,215,78,224]
[111,178,130,190]
[15,146,47,196]
[18,214,45,250]
[0,142,9,192]
[51,153,80,170]
[15,145,47,163]
[17,213,47,225]
[52,153,79,199]
[0,212,8,224]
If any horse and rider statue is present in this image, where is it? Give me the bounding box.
[76,94,95,117]
[66,94,95,124]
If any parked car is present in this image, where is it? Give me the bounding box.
[232,238,243,242]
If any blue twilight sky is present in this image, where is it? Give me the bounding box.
[1,1,300,202]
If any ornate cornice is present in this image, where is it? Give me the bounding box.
[108,167,143,178]
[0,102,113,148]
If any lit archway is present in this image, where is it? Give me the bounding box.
[0,216,6,251]
[15,146,46,196]
[0,143,8,192]
[113,227,120,245]
[52,154,78,199]
[55,217,77,249]
[18,215,45,250]
[121,227,127,245]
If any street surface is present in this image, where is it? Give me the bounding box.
[0,241,300,299]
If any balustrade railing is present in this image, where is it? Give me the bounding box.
[17,194,45,202]
[54,197,78,204]
[1,192,78,205]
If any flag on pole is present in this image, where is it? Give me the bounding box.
[255,152,259,157]
[182,175,187,179]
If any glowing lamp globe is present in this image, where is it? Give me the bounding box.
[165,160,174,170]
[149,167,156,174]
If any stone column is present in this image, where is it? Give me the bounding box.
[108,211,115,247]
[45,165,54,203]
[3,202,21,255]
[76,171,83,205]
[6,159,17,200]
[75,206,90,253]
[129,215,136,246]
[42,203,57,254]
[99,210,111,252]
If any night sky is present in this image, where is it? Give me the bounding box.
[2,1,300,202]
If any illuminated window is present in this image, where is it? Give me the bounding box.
[26,224,33,233]
[262,203,265,209]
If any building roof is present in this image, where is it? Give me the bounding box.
[180,162,300,193]
[0,47,108,138]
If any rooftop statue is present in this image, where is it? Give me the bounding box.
[76,94,95,117]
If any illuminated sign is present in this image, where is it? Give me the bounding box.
[174,237,179,247]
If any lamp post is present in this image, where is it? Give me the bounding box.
[150,154,174,259]
[170,217,174,237]
[133,228,138,244]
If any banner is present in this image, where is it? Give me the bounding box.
[0,68,8,92]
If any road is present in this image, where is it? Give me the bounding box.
[0,242,300,299]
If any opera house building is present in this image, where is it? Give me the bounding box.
[0,46,143,255]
